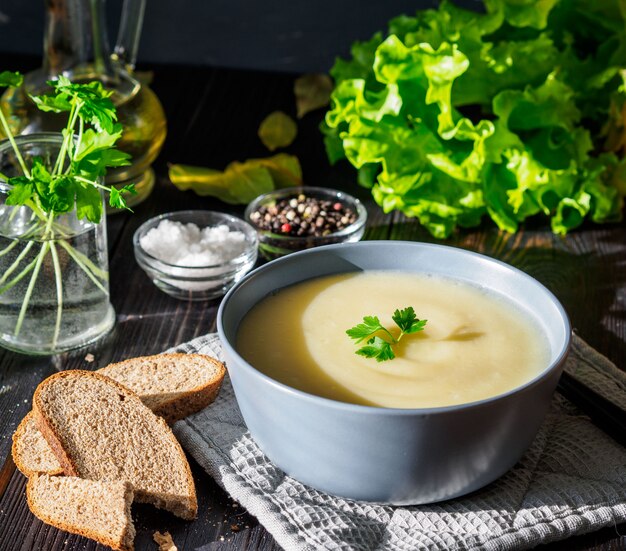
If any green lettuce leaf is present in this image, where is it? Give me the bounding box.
[324,0,626,237]
[168,154,302,204]
[486,0,559,30]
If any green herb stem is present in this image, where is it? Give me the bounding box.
[52,101,79,176]
[0,240,34,285]
[43,211,55,237]
[65,100,82,164]
[7,203,21,224]
[0,239,18,258]
[380,326,398,344]
[58,240,108,294]
[6,211,52,245]
[13,241,49,337]
[0,254,38,294]
[0,109,30,178]
[61,242,108,280]
[74,175,110,192]
[74,117,84,164]
[49,242,63,349]
[10,213,57,337]
[50,221,72,239]
[74,176,109,191]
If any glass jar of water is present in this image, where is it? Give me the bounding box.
[0,134,115,354]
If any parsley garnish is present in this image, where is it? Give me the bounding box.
[346,307,427,362]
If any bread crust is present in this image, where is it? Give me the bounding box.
[12,411,63,478]
[26,474,135,551]
[32,406,79,478]
[33,370,198,520]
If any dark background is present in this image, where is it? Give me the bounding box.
[0,0,480,73]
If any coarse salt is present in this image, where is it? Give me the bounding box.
[140,219,247,265]
[140,219,250,291]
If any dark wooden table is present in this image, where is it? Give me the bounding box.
[0,59,625,551]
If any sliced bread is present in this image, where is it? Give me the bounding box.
[33,370,197,520]
[100,353,225,424]
[12,411,63,477]
[27,474,135,551]
[13,353,225,477]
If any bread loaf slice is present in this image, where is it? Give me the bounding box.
[100,353,225,424]
[27,474,135,551]
[12,411,63,477]
[13,353,225,477]
[33,371,197,520]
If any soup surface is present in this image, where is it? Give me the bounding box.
[236,271,550,408]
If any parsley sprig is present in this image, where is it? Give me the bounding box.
[0,71,135,221]
[0,70,135,348]
[346,307,427,362]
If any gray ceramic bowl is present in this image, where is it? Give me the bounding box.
[217,241,571,505]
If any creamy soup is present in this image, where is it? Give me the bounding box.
[236,271,550,408]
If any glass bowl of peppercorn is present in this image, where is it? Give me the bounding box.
[245,186,367,259]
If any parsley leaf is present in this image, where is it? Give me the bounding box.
[75,127,124,160]
[5,177,34,205]
[345,315,386,343]
[392,306,428,334]
[48,176,77,213]
[30,93,73,113]
[31,157,51,182]
[0,71,23,88]
[31,157,54,210]
[74,181,103,223]
[108,184,136,211]
[346,306,427,362]
[76,148,131,178]
[59,80,117,133]
[355,336,396,362]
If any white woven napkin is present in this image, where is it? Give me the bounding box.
[171,334,626,551]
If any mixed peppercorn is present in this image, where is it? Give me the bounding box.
[249,194,358,237]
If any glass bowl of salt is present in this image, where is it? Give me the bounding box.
[133,210,258,301]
